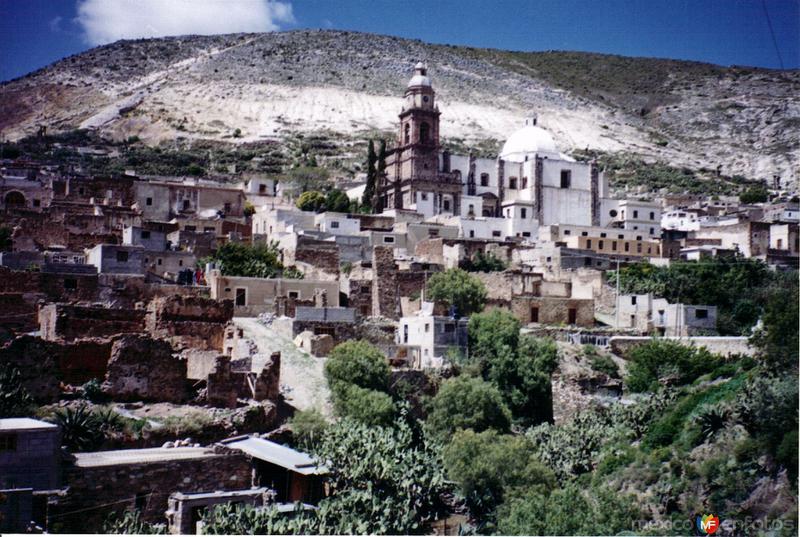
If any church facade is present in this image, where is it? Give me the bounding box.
[378,63,640,240]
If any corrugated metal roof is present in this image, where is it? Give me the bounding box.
[222,437,326,476]
[73,447,215,468]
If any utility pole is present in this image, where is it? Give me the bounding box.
[615,257,620,329]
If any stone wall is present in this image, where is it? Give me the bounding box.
[146,295,233,351]
[510,296,595,327]
[39,303,146,341]
[55,448,252,532]
[293,237,340,274]
[103,335,189,403]
[609,336,755,357]
[372,246,397,318]
[206,352,280,408]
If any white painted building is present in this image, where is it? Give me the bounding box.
[396,303,469,369]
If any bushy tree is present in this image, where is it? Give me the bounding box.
[207,241,284,278]
[443,429,555,516]
[496,483,640,536]
[425,376,511,442]
[467,310,557,426]
[750,277,799,370]
[739,185,769,203]
[333,384,396,427]
[296,190,327,212]
[324,340,393,424]
[425,268,486,316]
[325,189,351,213]
[325,340,390,394]
[625,339,721,392]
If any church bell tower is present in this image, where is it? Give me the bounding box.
[397,62,440,180]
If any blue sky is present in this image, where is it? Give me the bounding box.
[1,0,798,82]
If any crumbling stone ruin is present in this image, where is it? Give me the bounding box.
[102,335,189,403]
[146,295,234,351]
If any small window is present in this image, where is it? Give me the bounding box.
[183,199,191,210]
[33,199,41,207]
[618,234,624,239]
[598,240,604,249]
[636,236,643,241]
[469,230,475,238]
[508,177,517,189]
[259,184,267,194]
[157,258,162,265]
[116,251,129,262]
[609,209,618,217]
[480,173,489,187]
[560,170,571,188]
[633,210,639,218]
[650,228,655,235]
[695,309,708,319]
[288,291,299,299]
[224,202,232,213]
[581,231,588,237]
[600,232,607,238]
[522,231,531,237]
[330,221,340,229]
[624,243,630,252]
[178,260,183,267]
[612,241,617,251]
[64,278,77,290]
[146,197,153,206]
[383,236,395,244]
[420,192,428,201]
[521,177,528,189]
[425,323,430,333]
[586,239,592,248]
[564,229,571,236]
[520,208,527,219]
[631,296,637,305]
[492,231,501,237]
[429,229,439,237]
[443,200,451,211]
[649,211,655,220]
[140,230,151,239]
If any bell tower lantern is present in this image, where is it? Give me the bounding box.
[398,62,440,150]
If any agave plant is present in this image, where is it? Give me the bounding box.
[0,367,33,418]
[52,404,105,452]
[694,404,731,442]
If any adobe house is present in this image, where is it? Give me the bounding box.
[221,436,326,504]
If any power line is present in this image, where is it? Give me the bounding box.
[762,0,785,69]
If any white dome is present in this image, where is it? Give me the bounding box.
[408,74,431,87]
[500,124,558,162]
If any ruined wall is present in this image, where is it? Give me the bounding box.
[0,336,62,402]
[511,296,595,327]
[56,448,252,532]
[345,279,373,318]
[39,303,146,342]
[206,352,280,408]
[293,238,340,274]
[146,295,233,351]
[372,246,398,318]
[103,335,188,403]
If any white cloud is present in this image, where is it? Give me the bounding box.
[76,0,295,45]
[49,16,63,32]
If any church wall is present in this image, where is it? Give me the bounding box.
[540,188,594,226]
[541,160,592,190]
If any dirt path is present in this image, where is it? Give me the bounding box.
[234,317,332,417]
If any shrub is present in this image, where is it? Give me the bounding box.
[289,409,328,450]
[333,384,395,427]
[325,340,390,394]
[739,185,768,203]
[426,268,487,316]
[206,241,284,278]
[443,429,555,516]
[103,510,165,534]
[625,339,720,392]
[776,429,798,485]
[296,190,327,212]
[81,379,109,403]
[425,376,511,442]
[590,354,620,378]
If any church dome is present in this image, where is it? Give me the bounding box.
[500,117,558,161]
[408,62,431,87]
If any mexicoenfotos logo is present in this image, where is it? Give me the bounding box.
[696,514,720,535]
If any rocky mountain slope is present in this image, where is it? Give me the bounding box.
[1,30,798,183]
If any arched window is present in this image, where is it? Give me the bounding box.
[404,124,410,144]
[4,191,25,207]
[419,122,430,143]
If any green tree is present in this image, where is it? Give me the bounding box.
[207,241,283,278]
[443,429,555,517]
[425,376,511,442]
[103,510,165,534]
[362,139,377,210]
[739,185,769,203]
[426,268,487,317]
[325,189,351,212]
[333,384,396,427]
[496,483,640,536]
[325,340,390,394]
[296,190,327,212]
[243,201,256,217]
[750,278,799,370]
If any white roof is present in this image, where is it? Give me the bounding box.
[408,74,431,87]
[500,124,558,162]
[0,417,58,431]
[73,447,215,467]
[222,436,326,475]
